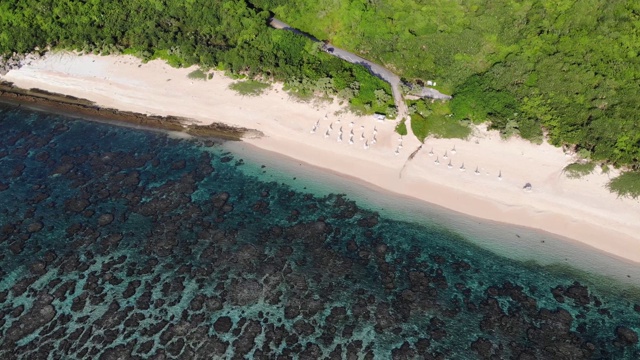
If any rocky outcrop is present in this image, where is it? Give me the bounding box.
[0,53,41,76]
[0,80,257,140]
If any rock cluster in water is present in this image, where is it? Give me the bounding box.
[0,106,639,359]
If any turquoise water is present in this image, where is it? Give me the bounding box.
[0,102,639,359]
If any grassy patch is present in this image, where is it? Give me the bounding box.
[563,162,596,179]
[410,100,471,141]
[187,69,207,81]
[229,80,271,96]
[283,85,314,102]
[150,49,186,68]
[607,171,640,199]
[425,115,471,140]
[395,120,408,136]
[410,113,428,142]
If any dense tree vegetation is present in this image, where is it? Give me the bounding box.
[0,0,394,115]
[2,0,639,194]
[608,171,640,199]
[563,162,596,179]
[254,0,640,171]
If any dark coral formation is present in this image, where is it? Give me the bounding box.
[0,103,639,359]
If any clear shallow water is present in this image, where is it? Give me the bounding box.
[225,141,640,290]
[0,103,639,359]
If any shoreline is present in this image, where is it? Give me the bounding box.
[226,140,640,289]
[0,81,256,140]
[2,51,640,268]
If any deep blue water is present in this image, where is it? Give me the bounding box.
[0,102,639,359]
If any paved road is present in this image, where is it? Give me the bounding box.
[326,46,409,121]
[269,18,416,120]
[269,18,452,126]
[420,88,452,101]
[269,18,292,31]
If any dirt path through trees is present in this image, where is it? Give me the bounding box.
[269,18,410,121]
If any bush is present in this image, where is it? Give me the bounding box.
[229,80,271,96]
[410,114,428,142]
[3,0,640,169]
[411,100,471,140]
[248,0,640,170]
[395,120,408,136]
[563,162,596,179]
[607,171,640,199]
[187,69,207,80]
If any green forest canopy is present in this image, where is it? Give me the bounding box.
[253,0,640,169]
[1,0,639,171]
[0,0,395,116]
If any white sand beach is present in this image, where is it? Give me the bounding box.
[3,52,640,266]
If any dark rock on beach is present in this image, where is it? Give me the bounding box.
[0,53,28,75]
